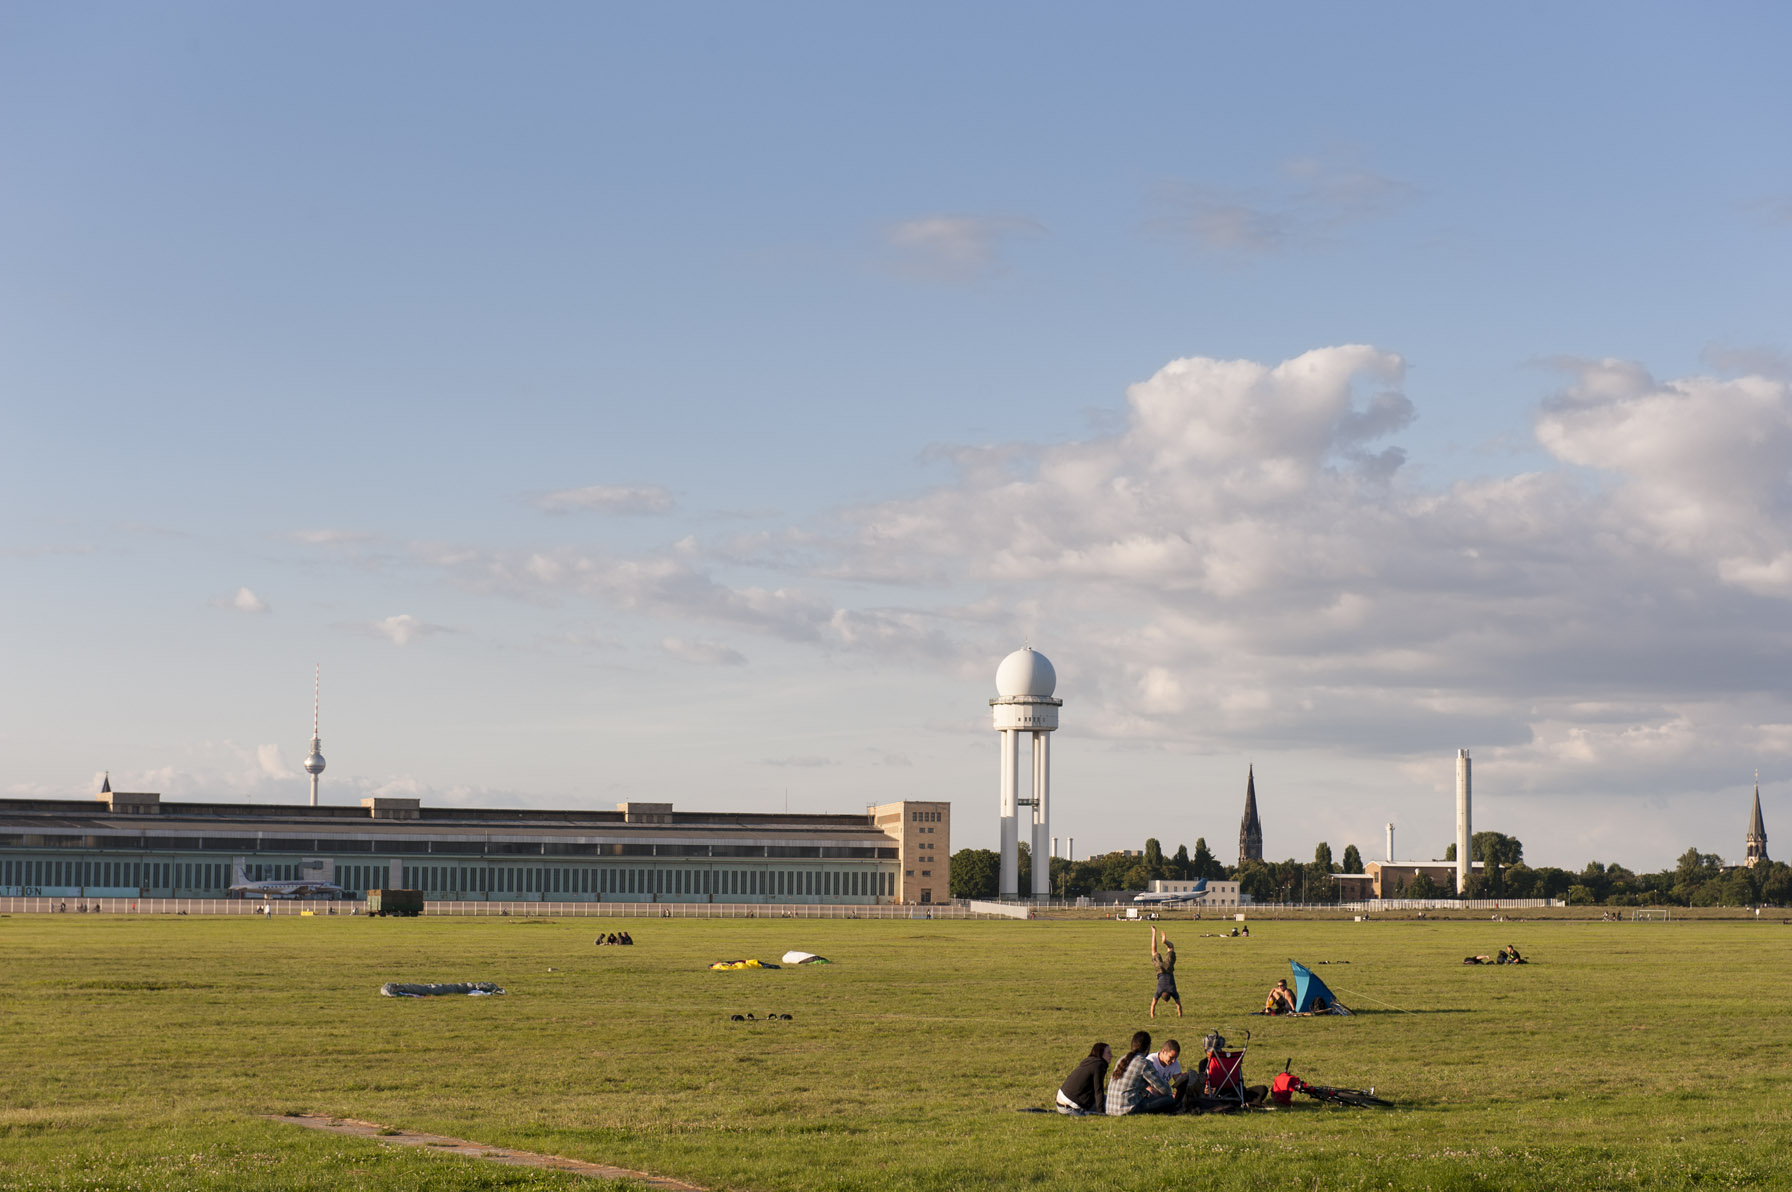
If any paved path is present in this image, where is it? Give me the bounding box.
[264,1113,706,1189]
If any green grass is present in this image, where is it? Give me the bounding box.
[2,913,1789,1190]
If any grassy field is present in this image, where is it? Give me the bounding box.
[3,913,1788,1191]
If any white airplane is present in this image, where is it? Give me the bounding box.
[1132,880,1209,905]
[228,857,344,900]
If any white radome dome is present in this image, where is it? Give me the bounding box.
[995,647,1057,697]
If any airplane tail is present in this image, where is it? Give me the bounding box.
[231,857,250,888]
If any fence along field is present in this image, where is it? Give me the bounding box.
[3,914,1789,1191]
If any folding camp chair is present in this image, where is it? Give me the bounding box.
[1198,1031,1251,1111]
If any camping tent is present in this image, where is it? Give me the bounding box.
[1289,960,1352,1014]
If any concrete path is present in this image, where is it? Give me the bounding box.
[264,1113,706,1190]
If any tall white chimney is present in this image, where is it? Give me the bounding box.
[1051,836,1059,860]
[1068,837,1075,863]
[1386,822,1395,862]
[1456,749,1473,895]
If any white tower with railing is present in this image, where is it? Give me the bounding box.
[304,665,326,807]
[991,647,1061,901]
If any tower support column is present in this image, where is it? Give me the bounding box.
[1031,731,1051,900]
[1456,749,1472,895]
[999,728,1019,899]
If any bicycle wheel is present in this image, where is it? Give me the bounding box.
[1329,1090,1393,1108]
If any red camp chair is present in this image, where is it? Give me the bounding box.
[1200,1031,1251,1110]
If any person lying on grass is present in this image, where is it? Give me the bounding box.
[1263,979,1297,1015]
[1057,1041,1111,1113]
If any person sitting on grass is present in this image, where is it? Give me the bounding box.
[1144,1039,1190,1110]
[1106,1031,1176,1116]
[1499,944,1525,964]
[1149,927,1182,1019]
[1057,1041,1111,1113]
[618,931,634,945]
[1263,979,1297,1015]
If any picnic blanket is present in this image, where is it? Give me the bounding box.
[380,982,505,997]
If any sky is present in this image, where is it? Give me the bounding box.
[3,3,1790,872]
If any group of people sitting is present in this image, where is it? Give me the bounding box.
[1057,1030,1266,1116]
[1462,944,1524,965]
[594,931,635,946]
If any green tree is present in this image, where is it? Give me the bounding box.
[1341,844,1364,874]
[1017,842,1031,894]
[1172,844,1191,880]
[1314,842,1335,873]
[1473,832,1525,867]
[1191,837,1225,880]
[1234,860,1275,903]
[1143,838,1165,877]
[949,849,998,899]
[1407,872,1439,898]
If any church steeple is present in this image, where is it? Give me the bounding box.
[1238,765,1263,866]
[1746,776,1768,868]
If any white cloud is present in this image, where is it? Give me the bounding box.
[536,484,676,515]
[762,756,838,768]
[660,637,746,666]
[256,744,295,779]
[380,344,1792,813]
[370,614,452,647]
[882,214,1044,283]
[214,586,270,614]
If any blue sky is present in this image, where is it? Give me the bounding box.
[4,3,1790,870]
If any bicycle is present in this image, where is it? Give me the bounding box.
[1275,1059,1393,1109]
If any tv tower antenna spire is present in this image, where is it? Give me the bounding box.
[303,664,327,806]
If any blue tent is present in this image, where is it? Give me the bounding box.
[1289,959,1352,1014]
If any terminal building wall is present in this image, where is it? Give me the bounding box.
[0,794,937,904]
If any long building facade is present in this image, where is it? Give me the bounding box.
[0,791,951,905]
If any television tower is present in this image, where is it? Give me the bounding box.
[304,665,326,806]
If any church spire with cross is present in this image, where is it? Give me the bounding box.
[1746,773,1769,868]
[1238,765,1263,866]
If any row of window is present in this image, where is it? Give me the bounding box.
[0,856,896,899]
[396,864,892,899]
[0,834,897,860]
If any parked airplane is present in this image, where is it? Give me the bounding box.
[228,857,343,900]
[1132,880,1209,905]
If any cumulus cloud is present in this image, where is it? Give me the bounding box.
[383,343,1792,803]
[882,214,1045,283]
[535,484,676,515]
[660,636,747,666]
[214,586,270,614]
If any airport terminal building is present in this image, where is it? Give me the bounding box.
[0,790,953,906]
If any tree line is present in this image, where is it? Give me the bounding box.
[948,830,1792,906]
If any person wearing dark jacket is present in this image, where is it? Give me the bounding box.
[1057,1041,1112,1112]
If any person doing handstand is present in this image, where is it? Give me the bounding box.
[1263,978,1297,1015]
[1149,926,1182,1019]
